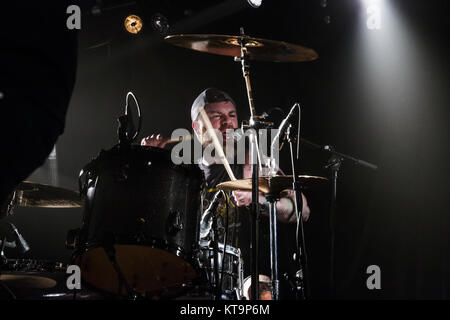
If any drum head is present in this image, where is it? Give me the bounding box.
[78,245,197,297]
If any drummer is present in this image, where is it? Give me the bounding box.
[141,87,310,288]
[142,87,310,221]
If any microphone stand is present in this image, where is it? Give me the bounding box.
[299,137,378,297]
[286,124,310,300]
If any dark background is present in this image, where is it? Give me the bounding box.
[5,0,449,299]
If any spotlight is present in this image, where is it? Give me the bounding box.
[363,0,381,30]
[124,14,143,34]
[151,13,170,35]
[247,0,262,8]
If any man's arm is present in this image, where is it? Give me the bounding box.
[233,161,311,224]
[232,189,310,224]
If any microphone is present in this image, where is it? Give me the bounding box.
[270,103,300,152]
[10,223,30,253]
[199,191,224,239]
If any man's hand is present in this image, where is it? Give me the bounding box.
[232,190,310,223]
[232,190,263,207]
[141,134,168,148]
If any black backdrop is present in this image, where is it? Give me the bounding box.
[5,0,449,299]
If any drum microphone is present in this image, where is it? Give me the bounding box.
[200,191,224,239]
[10,223,30,253]
[270,103,300,152]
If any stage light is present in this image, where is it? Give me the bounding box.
[151,13,170,35]
[363,0,381,30]
[124,14,143,34]
[247,0,262,8]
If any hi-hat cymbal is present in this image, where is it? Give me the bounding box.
[217,175,327,195]
[13,181,83,208]
[164,34,318,62]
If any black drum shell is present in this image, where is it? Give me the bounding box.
[80,145,203,256]
[75,145,203,296]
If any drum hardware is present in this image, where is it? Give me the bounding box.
[269,270,305,300]
[65,228,81,250]
[101,239,136,299]
[217,173,328,300]
[1,191,16,218]
[211,194,221,300]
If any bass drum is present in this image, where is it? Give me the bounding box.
[74,145,203,298]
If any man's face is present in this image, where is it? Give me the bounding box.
[205,101,238,136]
[193,101,238,145]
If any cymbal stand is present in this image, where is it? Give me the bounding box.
[265,192,280,300]
[234,27,272,300]
[0,233,15,299]
[211,205,221,300]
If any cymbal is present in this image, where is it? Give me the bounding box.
[0,274,57,289]
[217,175,327,195]
[13,181,83,208]
[164,34,318,62]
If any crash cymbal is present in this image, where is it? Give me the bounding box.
[216,175,327,195]
[0,274,57,289]
[13,181,83,208]
[164,34,318,62]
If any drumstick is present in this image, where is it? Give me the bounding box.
[198,106,237,181]
[165,134,193,144]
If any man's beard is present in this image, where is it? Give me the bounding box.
[201,128,239,154]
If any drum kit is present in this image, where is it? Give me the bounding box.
[1,30,374,300]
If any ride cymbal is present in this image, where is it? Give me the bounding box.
[164,34,318,62]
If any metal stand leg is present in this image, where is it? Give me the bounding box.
[268,197,280,300]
